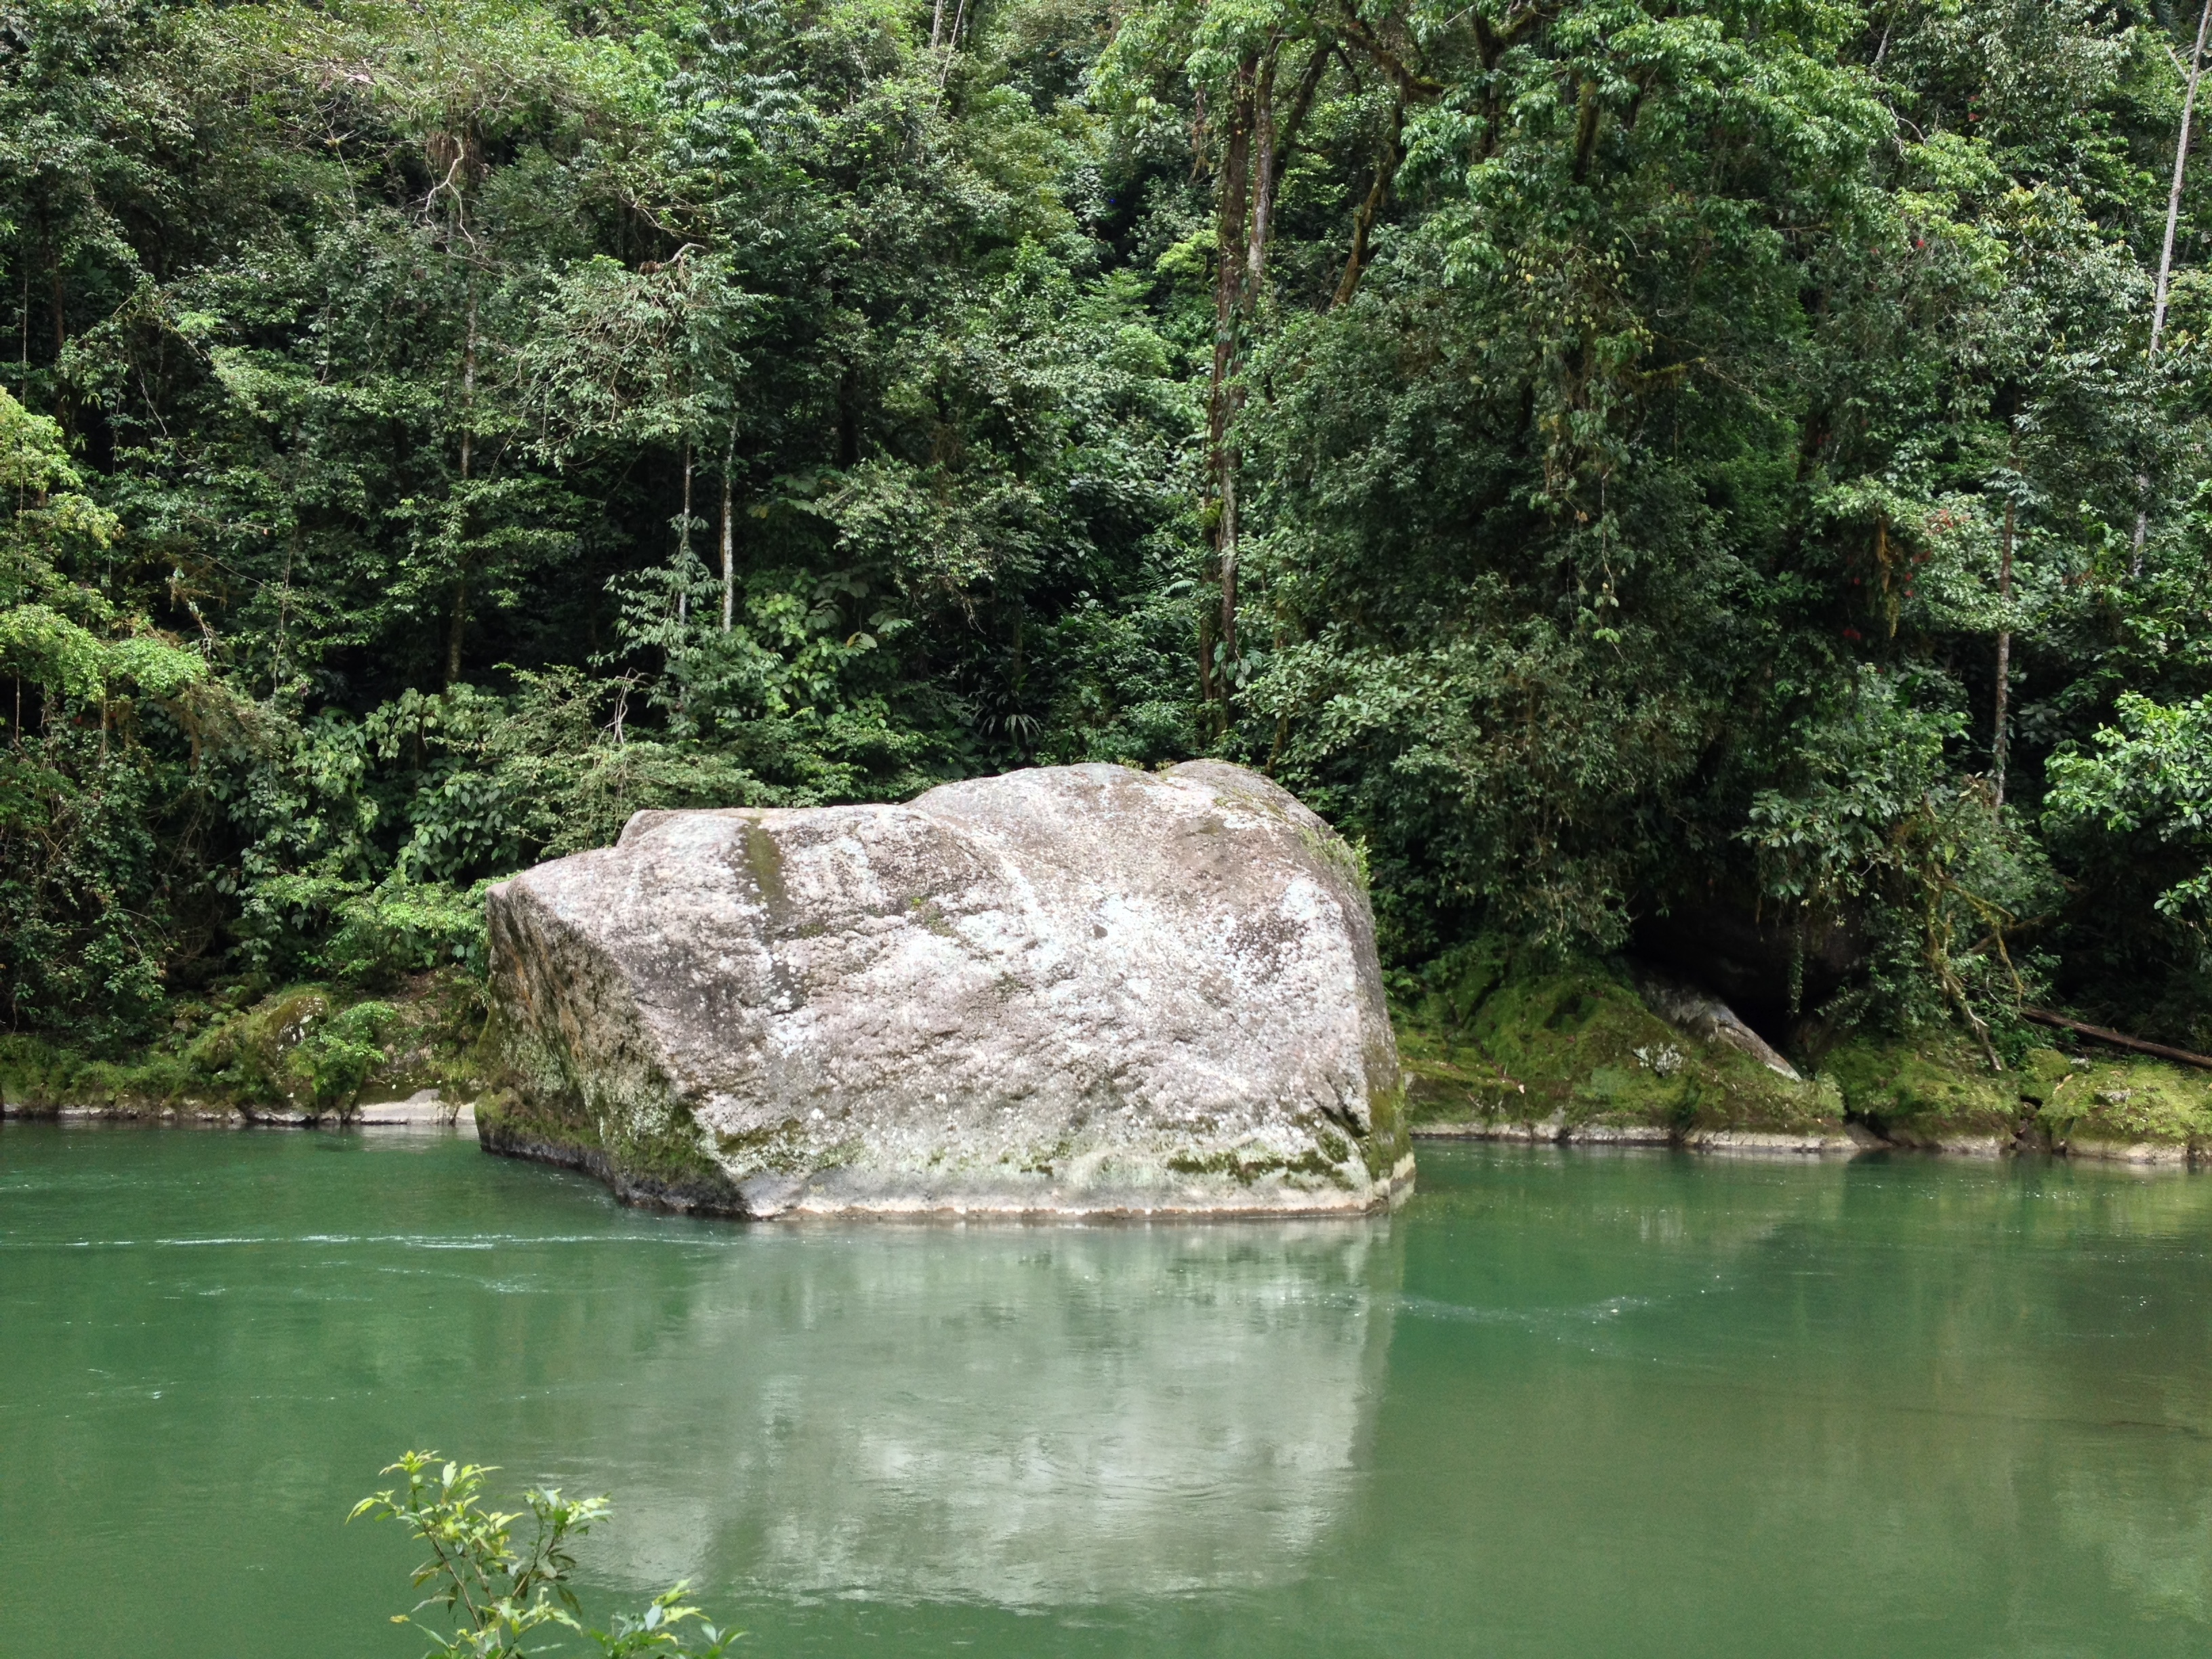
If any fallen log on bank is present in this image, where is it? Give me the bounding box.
[2020,1007,2212,1071]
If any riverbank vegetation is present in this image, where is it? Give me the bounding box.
[7,0,2212,1091]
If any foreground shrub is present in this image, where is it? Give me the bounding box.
[352,1451,738,1658]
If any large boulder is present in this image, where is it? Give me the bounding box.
[479,761,1411,1217]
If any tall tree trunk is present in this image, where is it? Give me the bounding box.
[2134,0,2212,575]
[1206,62,1256,455]
[273,525,297,700]
[459,283,477,482]
[47,242,66,431]
[1219,468,1240,669]
[1246,41,1330,292]
[1193,39,1337,726]
[1198,609,1217,717]
[1571,77,1603,184]
[1246,54,1277,293]
[939,0,970,77]
[1207,58,1256,712]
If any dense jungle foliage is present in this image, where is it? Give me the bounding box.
[7,0,2212,1059]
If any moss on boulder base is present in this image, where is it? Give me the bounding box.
[2026,1049,2212,1159]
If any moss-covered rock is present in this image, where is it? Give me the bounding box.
[2029,1051,2212,1160]
[1404,964,2212,1162]
[1819,1036,2212,1158]
[1819,1033,2022,1150]
[1395,941,1845,1144]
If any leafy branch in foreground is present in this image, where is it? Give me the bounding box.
[350,1450,739,1658]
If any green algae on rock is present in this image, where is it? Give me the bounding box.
[482,762,1412,1218]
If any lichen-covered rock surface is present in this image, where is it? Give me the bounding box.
[478,761,1410,1216]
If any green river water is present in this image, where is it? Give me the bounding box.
[6,1125,2212,1656]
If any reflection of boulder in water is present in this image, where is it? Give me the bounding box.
[584,1223,1397,1605]
[2058,1464,2212,1624]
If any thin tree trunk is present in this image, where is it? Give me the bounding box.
[1218,38,1334,686]
[273,525,296,700]
[459,283,477,482]
[720,472,735,633]
[1246,54,1278,293]
[1206,59,1256,715]
[1571,77,1603,183]
[1334,168,1388,306]
[1202,41,1332,720]
[930,0,946,49]
[446,577,468,687]
[1219,469,1240,666]
[1197,609,1217,724]
[447,284,478,689]
[2134,0,2212,574]
[678,445,693,628]
[939,0,970,77]
[1207,63,1254,473]
[2151,1,2208,356]
[1244,40,1329,291]
[47,245,66,430]
[1992,454,2018,808]
[1332,102,1403,309]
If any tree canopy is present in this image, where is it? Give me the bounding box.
[6,0,2212,1054]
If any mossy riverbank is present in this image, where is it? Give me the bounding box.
[7,949,2211,1167]
[1396,940,2212,1164]
[0,972,489,1124]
